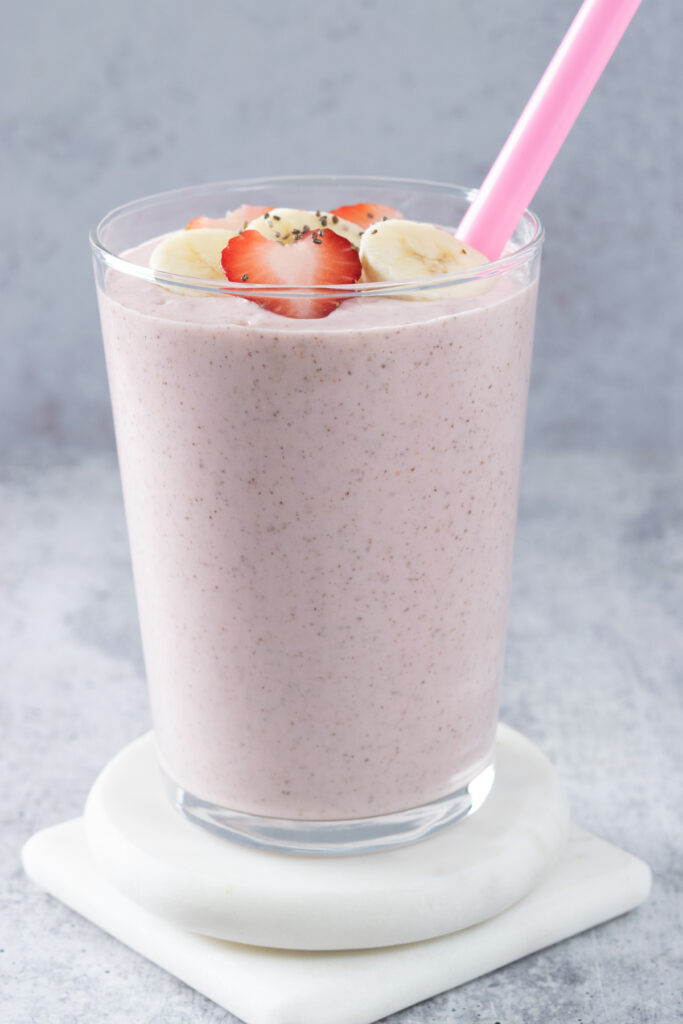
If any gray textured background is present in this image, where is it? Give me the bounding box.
[3,2,682,1023]
[2,0,680,457]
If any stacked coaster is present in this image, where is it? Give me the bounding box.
[22,726,651,1024]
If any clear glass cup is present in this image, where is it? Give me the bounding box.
[90,176,543,854]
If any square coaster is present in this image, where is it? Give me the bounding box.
[22,820,650,1024]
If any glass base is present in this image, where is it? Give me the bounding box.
[161,761,495,856]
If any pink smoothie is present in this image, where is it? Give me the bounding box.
[98,242,538,820]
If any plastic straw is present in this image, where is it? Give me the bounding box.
[457,0,643,259]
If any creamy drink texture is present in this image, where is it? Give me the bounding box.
[97,201,538,821]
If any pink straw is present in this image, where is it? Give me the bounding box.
[457,0,642,260]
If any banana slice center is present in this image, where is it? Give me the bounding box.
[360,219,490,300]
[247,208,364,248]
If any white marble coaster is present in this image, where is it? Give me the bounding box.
[23,820,650,1024]
[81,724,570,950]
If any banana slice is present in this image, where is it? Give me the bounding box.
[360,219,490,300]
[150,228,236,292]
[247,208,364,248]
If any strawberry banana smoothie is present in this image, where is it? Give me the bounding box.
[92,178,542,851]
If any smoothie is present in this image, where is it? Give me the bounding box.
[90,180,540,843]
[92,179,541,836]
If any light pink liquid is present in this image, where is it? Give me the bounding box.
[98,243,537,820]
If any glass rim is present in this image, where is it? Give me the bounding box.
[89,174,544,298]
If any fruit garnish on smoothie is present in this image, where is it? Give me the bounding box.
[185,205,273,232]
[245,208,366,249]
[329,203,403,226]
[222,229,362,320]
[360,219,488,300]
[150,203,488,317]
[150,228,235,287]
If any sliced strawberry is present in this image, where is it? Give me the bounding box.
[221,229,361,319]
[186,216,234,230]
[224,204,273,229]
[186,206,273,232]
[329,203,404,228]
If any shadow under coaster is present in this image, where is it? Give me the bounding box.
[22,725,651,1024]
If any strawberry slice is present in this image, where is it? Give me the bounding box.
[186,216,233,230]
[186,205,273,232]
[329,203,404,228]
[221,229,362,319]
